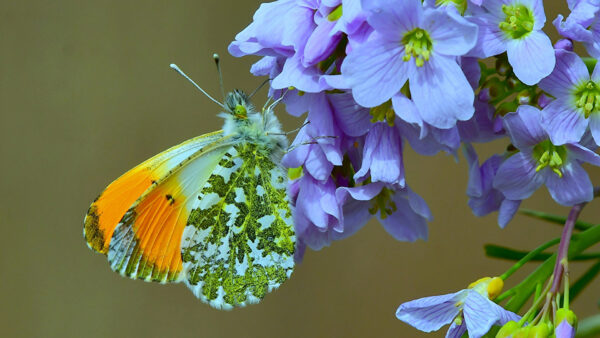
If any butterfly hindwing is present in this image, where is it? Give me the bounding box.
[181,143,295,309]
[84,131,225,254]
[106,138,232,283]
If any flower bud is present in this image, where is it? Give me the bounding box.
[555,308,577,327]
[496,320,520,337]
[529,322,553,337]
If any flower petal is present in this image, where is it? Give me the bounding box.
[354,123,404,185]
[463,292,520,338]
[410,55,475,128]
[468,15,508,58]
[329,92,372,137]
[493,152,545,200]
[555,321,576,338]
[506,30,555,85]
[445,321,467,338]
[297,174,332,229]
[272,54,326,92]
[407,187,434,221]
[304,144,334,181]
[342,35,409,107]
[498,199,521,228]
[303,19,342,66]
[425,8,478,56]
[566,143,600,166]
[546,161,594,206]
[592,59,600,82]
[541,99,589,145]
[362,0,422,35]
[393,93,423,127]
[539,50,590,98]
[396,290,468,332]
[588,112,600,145]
[503,105,547,149]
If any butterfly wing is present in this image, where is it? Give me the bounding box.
[181,143,295,309]
[84,130,225,254]
[106,137,234,283]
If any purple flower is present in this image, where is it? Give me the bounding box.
[293,179,431,251]
[341,0,478,129]
[555,321,576,338]
[336,183,431,242]
[470,0,555,85]
[493,105,600,206]
[539,49,600,145]
[291,173,342,251]
[396,277,520,338]
[229,0,347,93]
[463,144,521,228]
[458,99,505,143]
[554,308,577,338]
[554,0,600,58]
[354,122,405,186]
[398,120,461,156]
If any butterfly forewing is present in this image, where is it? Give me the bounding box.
[181,143,295,309]
[106,138,232,283]
[84,131,225,254]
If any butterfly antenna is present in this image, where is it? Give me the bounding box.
[249,78,271,99]
[213,53,226,102]
[169,63,225,109]
[267,88,289,111]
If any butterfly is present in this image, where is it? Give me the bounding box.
[83,61,295,310]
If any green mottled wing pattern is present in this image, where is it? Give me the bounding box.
[180,143,295,310]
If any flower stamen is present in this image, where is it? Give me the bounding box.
[401,28,433,67]
[575,81,600,118]
[533,140,567,178]
[499,4,534,39]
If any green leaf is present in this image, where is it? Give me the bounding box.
[570,260,600,302]
[486,245,600,262]
[519,209,593,230]
[485,244,552,261]
[576,314,600,338]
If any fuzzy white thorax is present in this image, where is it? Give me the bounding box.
[220,90,288,162]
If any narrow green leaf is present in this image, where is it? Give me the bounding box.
[570,260,600,302]
[576,314,600,338]
[485,244,552,261]
[519,209,593,230]
[486,245,600,262]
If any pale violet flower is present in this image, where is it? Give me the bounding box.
[539,49,600,145]
[470,0,555,85]
[397,277,520,338]
[341,0,478,129]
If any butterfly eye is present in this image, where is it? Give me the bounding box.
[234,104,247,119]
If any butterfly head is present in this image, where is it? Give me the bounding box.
[224,89,252,120]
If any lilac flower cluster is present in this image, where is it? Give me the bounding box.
[230,0,599,249]
[230,0,600,336]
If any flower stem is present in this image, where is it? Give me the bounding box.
[499,238,560,280]
[549,203,586,294]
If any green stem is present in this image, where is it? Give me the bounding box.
[499,238,560,280]
[504,224,600,313]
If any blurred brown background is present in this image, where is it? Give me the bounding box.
[1,1,598,337]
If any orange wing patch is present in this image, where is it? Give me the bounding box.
[108,178,189,283]
[101,139,232,283]
[83,130,224,254]
[84,166,157,254]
